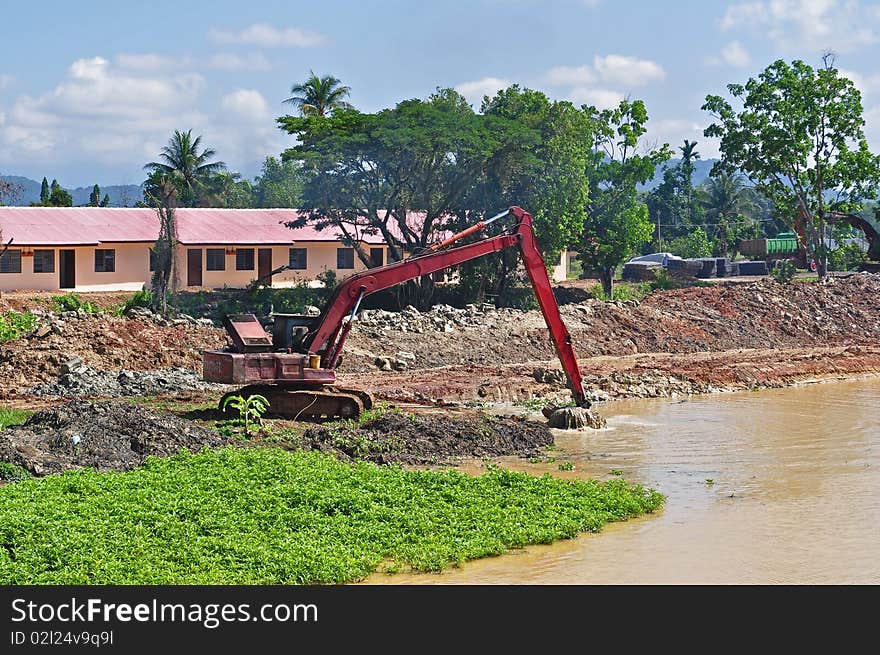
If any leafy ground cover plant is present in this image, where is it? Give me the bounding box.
[0,448,663,584]
[0,312,37,341]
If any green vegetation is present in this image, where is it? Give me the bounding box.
[650,269,677,291]
[0,311,37,341]
[704,54,880,279]
[120,289,153,315]
[220,394,269,437]
[51,293,98,313]
[0,407,32,430]
[588,281,651,302]
[666,226,713,259]
[828,241,868,272]
[557,462,575,472]
[770,259,797,284]
[576,99,671,298]
[0,448,663,584]
[0,462,31,483]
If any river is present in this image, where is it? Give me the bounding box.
[369,377,880,584]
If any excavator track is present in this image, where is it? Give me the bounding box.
[220,384,374,420]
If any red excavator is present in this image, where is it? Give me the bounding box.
[203,206,587,419]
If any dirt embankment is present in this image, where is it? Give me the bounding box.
[0,315,227,396]
[1,274,879,403]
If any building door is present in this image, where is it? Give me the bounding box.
[187,249,202,287]
[258,248,272,284]
[59,250,75,289]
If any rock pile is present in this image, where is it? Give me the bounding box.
[29,358,220,397]
[358,303,522,336]
[0,399,229,475]
[123,305,215,328]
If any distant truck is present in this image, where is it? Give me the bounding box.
[737,232,810,269]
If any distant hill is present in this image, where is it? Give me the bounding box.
[0,175,143,206]
[639,158,718,191]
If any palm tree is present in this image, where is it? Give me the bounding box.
[144,130,226,206]
[283,71,353,117]
[701,172,756,220]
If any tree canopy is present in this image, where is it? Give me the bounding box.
[703,55,880,277]
[284,72,353,117]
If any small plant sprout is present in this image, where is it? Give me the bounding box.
[221,394,270,437]
[558,462,575,472]
[610,469,623,476]
[705,478,715,486]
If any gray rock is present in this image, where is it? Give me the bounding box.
[60,357,83,375]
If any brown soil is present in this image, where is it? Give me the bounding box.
[297,411,553,465]
[0,290,136,313]
[0,316,227,396]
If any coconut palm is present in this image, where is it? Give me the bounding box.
[283,72,353,117]
[700,171,757,220]
[144,130,226,206]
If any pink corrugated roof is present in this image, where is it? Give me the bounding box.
[0,207,159,246]
[172,209,385,245]
[0,207,439,246]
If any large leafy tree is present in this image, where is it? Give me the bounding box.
[143,130,226,207]
[253,156,306,208]
[576,99,671,297]
[279,90,508,306]
[462,86,594,305]
[703,55,880,278]
[284,72,353,117]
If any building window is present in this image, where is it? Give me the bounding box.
[289,248,308,270]
[0,249,21,274]
[206,248,226,271]
[336,247,354,270]
[95,249,115,273]
[236,248,254,271]
[149,249,156,272]
[369,247,384,268]
[33,250,55,273]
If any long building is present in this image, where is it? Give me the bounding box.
[0,207,569,292]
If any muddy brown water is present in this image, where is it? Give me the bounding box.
[367,377,880,584]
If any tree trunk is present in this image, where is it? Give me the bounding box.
[816,214,827,280]
[600,267,614,299]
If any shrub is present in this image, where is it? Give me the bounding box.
[588,282,651,302]
[650,269,677,291]
[51,293,97,313]
[120,289,153,314]
[666,227,713,259]
[827,242,868,272]
[770,259,797,284]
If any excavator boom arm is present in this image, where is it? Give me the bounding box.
[305,206,588,406]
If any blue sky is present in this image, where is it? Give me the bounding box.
[1,0,879,187]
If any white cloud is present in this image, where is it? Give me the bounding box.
[0,56,287,181]
[721,40,751,68]
[582,0,601,7]
[837,68,880,97]
[209,23,325,48]
[593,54,666,86]
[0,74,12,91]
[207,53,272,72]
[721,0,879,53]
[544,65,595,86]
[454,77,511,106]
[865,104,880,150]
[221,89,271,121]
[568,87,623,110]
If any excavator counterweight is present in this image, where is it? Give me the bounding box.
[203,206,588,420]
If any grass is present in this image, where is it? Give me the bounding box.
[0,407,32,430]
[588,282,652,302]
[0,447,663,584]
[0,311,37,341]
